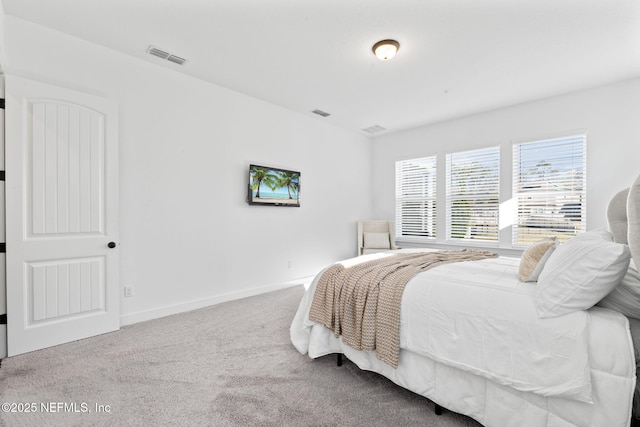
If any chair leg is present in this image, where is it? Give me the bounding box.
[337,353,343,367]
[434,404,443,415]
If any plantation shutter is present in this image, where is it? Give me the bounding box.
[513,134,586,246]
[446,146,500,243]
[395,156,437,238]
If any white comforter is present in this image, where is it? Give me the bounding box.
[291,250,636,425]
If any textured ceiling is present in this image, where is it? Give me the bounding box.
[3,0,640,136]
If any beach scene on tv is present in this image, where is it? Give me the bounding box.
[250,166,300,205]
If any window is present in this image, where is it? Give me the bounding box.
[395,156,437,238]
[512,134,586,246]
[446,146,500,243]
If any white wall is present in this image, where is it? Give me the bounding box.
[372,78,640,249]
[2,16,373,324]
[0,1,5,73]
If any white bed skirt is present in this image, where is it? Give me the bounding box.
[302,316,633,427]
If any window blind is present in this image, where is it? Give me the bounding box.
[512,134,586,246]
[395,156,437,238]
[446,146,500,243]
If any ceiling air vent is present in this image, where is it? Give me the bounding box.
[147,46,187,65]
[167,55,186,65]
[362,124,387,134]
[312,109,330,117]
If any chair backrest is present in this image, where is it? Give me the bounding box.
[357,220,396,255]
[362,220,391,234]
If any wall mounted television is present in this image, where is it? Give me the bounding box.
[248,164,301,207]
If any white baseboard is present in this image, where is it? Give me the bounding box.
[119,278,314,327]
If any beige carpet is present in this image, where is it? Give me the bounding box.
[0,286,481,427]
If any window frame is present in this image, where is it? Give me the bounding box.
[512,134,587,247]
[395,156,438,240]
[445,146,501,245]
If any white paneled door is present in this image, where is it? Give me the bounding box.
[5,76,119,356]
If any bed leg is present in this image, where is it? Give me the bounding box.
[337,353,343,367]
[434,404,443,416]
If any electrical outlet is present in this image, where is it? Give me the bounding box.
[124,286,134,298]
[288,260,293,270]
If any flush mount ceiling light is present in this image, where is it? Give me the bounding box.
[372,39,400,61]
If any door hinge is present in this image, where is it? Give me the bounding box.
[0,243,5,253]
[0,314,6,325]
[0,98,4,109]
[0,170,4,181]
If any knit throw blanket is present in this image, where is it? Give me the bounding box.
[308,249,498,368]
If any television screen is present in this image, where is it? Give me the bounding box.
[248,164,301,207]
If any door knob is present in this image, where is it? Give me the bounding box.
[108,242,116,249]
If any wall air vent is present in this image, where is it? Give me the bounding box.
[147,46,187,65]
[362,124,387,134]
[312,109,330,117]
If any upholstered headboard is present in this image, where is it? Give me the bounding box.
[607,174,640,266]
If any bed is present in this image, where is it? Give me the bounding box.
[290,174,640,427]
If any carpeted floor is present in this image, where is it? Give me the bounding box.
[0,286,481,427]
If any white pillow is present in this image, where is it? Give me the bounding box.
[598,265,640,319]
[535,231,631,318]
[363,232,391,249]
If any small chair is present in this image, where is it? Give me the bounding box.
[357,220,398,255]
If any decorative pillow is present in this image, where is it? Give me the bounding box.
[519,237,557,282]
[598,265,640,319]
[363,232,391,249]
[535,231,631,318]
